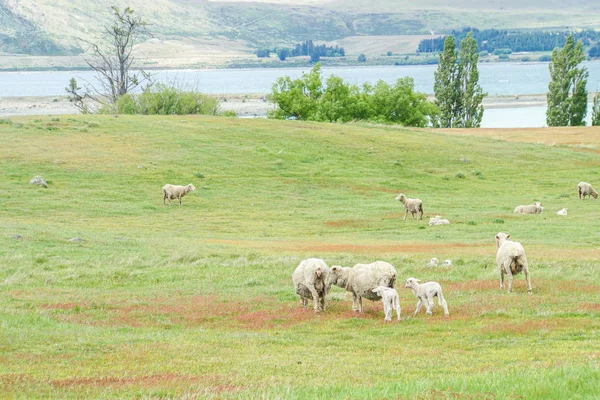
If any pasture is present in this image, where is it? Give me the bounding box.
[0,115,599,398]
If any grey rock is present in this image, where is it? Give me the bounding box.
[30,176,48,188]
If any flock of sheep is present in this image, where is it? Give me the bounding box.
[292,181,598,322]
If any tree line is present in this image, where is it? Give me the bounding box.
[256,40,345,62]
[418,28,600,55]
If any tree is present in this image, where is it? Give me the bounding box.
[66,7,152,112]
[433,35,460,128]
[357,53,367,62]
[458,32,485,127]
[433,32,485,128]
[277,48,289,61]
[592,92,600,126]
[546,34,589,126]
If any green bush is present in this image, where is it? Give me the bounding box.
[114,84,218,115]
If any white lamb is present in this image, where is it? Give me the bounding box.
[395,193,424,220]
[162,183,196,206]
[495,232,532,294]
[442,259,453,267]
[405,277,449,317]
[328,261,397,313]
[372,286,401,321]
[428,257,440,267]
[578,182,598,200]
[557,208,568,216]
[429,215,450,226]
[292,258,331,313]
[514,202,543,214]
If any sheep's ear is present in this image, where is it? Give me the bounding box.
[507,234,511,239]
[495,235,499,240]
[415,279,421,282]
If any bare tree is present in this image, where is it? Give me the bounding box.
[66,7,152,112]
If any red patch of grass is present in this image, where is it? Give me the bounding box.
[324,219,368,228]
[481,319,579,335]
[295,242,487,254]
[580,302,600,312]
[40,302,84,310]
[448,280,499,292]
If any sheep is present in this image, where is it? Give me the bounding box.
[162,183,196,206]
[395,193,424,220]
[429,215,450,226]
[495,232,532,294]
[514,202,543,214]
[442,259,453,267]
[404,277,449,317]
[328,261,397,313]
[372,286,401,321]
[292,258,331,313]
[578,182,598,200]
[557,208,568,216]
[428,257,440,267]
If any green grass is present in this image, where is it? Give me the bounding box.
[1,115,599,398]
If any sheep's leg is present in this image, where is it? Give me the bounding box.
[163,193,167,206]
[500,269,505,290]
[384,301,391,321]
[504,261,514,293]
[413,299,423,316]
[178,195,182,206]
[395,296,401,320]
[301,297,308,308]
[426,296,434,315]
[306,284,320,312]
[403,209,408,221]
[438,292,449,316]
[352,293,361,312]
[358,296,363,313]
[522,260,533,294]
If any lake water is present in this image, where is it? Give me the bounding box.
[1,61,600,127]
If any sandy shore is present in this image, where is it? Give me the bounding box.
[0,93,549,118]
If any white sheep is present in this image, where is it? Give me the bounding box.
[442,259,453,267]
[429,215,450,226]
[372,286,401,321]
[162,183,196,206]
[578,182,598,200]
[495,232,532,294]
[395,193,424,220]
[292,258,331,313]
[514,202,543,214]
[428,257,440,267]
[328,261,397,313]
[557,208,568,216]
[404,277,449,317]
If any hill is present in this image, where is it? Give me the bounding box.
[1,0,600,65]
[0,115,599,397]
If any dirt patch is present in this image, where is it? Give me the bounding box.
[447,280,499,292]
[294,242,488,254]
[324,219,369,228]
[480,319,576,335]
[580,302,600,312]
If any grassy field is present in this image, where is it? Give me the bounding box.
[0,115,599,398]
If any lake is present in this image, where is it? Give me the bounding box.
[1,61,600,127]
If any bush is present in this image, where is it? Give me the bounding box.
[456,172,466,179]
[220,110,237,117]
[114,84,218,115]
[498,54,510,60]
[538,55,552,62]
[357,53,367,62]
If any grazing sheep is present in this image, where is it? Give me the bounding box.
[395,193,424,220]
[428,257,440,267]
[162,183,196,206]
[292,258,331,312]
[514,202,543,214]
[328,261,397,313]
[578,182,598,200]
[372,286,401,321]
[429,215,450,226]
[442,259,453,267]
[495,232,532,294]
[557,208,568,216]
[405,277,449,317]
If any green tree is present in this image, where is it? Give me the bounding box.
[433,35,460,128]
[592,92,600,126]
[458,32,485,127]
[357,53,367,62]
[546,35,589,126]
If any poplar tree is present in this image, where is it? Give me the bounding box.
[546,35,588,126]
[592,92,600,126]
[433,35,460,128]
[458,32,485,127]
[433,32,485,128]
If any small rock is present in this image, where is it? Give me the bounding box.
[460,157,470,163]
[443,259,453,267]
[30,176,48,188]
[12,235,24,240]
[68,237,84,243]
[137,165,145,169]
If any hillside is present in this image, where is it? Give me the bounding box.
[0,115,599,397]
[1,0,600,64]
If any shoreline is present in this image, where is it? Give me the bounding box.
[0,94,551,118]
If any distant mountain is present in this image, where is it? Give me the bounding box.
[1,0,599,58]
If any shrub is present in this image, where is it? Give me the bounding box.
[220,110,237,117]
[114,84,218,115]
[468,221,477,225]
[539,55,552,62]
[493,218,505,224]
[456,172,466,179]
[357,53,367,62]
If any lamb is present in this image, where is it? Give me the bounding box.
[514,202,543,214]
[372,286,401,321]
[427,257,440,267]
[442,259,453,267]
[162,183,196,206]
[495,232,532,294]
[578,182,598,200]
[292,258,331,313]
[429,215,450,226]
[557,208,568,216]
[396,193,424,220]
[404,277,449,317]
[328,261,397,313]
